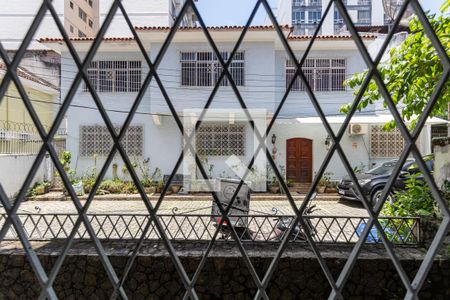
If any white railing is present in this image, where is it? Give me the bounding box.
[0,121,43,155]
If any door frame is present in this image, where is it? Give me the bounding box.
[286,137,313,183]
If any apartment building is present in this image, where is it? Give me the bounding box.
[277,0,412,35]
[65,0,100,37]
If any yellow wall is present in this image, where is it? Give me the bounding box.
[0,76,57,130]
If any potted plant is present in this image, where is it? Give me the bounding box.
[171,184,182,194]
[156,180,164,193]
[325,181,338,193]
[141,178,155,194]
[268,177,280,194]
[316,172,333,193]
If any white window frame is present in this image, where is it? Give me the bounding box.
[286,58,347,92]
[180,51,245,87]
[84,60,142,93]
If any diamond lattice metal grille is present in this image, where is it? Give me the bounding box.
[0,0,448,299]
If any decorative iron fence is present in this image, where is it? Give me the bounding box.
[0,213,420,245]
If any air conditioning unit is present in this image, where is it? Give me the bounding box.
[348,124,368,136]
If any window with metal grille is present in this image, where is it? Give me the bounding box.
[308,11,322,23]
[80,125,144,157]
[431,124,449,139]
[292,11,306,24]
[196,123,245,156]
[357,10,371,24]
[180,51,245,87]
[370,125,405,158]
[84,60,142,93]
[286,58,346,92]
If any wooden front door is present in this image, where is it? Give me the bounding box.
[286,138,313,183]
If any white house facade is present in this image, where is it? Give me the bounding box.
[41,26,443,188]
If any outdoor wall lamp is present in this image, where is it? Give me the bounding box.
[325,135,332,150]
[271,134,277,145]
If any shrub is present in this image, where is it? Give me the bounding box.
[122,181,138,194]
[99,179,124,194]
[382,173,437,217]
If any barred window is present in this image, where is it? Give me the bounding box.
[286,58,346,92]
[308,11,322,24]
[181,52,245,87]
[370,125,405,158]
[80,125,144,157]
[357,10,371,24]
[196,123,245,156]
[431,124,449,139]
[84,60,142,93]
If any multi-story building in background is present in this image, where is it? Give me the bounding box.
[65,0,100,37]
[0,0,99,49]
[277,0,412,35]
[99,0,197,36]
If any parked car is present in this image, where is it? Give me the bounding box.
[338,156,434,205]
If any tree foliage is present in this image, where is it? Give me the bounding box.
[341,1,450,131]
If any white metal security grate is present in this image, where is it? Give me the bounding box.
[84,60,142,92]
[181,51,245,87]
[286,58,347,91]
[0,0,448,299]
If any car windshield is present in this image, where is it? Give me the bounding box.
[366,162,396,175]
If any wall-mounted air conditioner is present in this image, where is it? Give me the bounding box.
[348,124,368,136]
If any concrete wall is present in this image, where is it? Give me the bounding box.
[0,155,47,198]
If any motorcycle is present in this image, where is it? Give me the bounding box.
[272,193,319,241]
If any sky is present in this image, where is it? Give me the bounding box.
[195,0,444,26]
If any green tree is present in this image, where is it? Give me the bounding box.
[341,1,450,131]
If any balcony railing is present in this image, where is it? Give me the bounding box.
[0,121,45,155]
[293,0,321,7]
[358,0,371,5]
